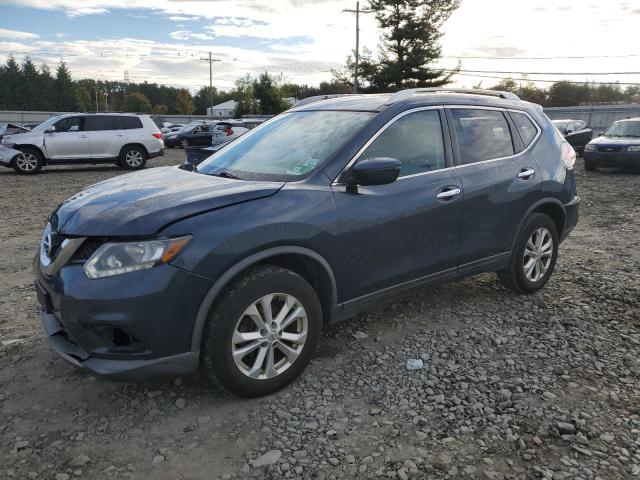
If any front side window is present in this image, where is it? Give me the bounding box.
[358,110,446,177]
[54,116,83,133]
[198,111,375,181]
[451,109,514,164]
[510,111,539,147]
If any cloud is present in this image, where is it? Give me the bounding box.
[0,28,40,40]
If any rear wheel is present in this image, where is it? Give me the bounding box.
[13,147,43,174]
[498,213,558,294]
[584,160,597,171]
[201,265,322,397]
[119,146,147,170]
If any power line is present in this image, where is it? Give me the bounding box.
[452,72,640,86]
[448,68,640,76]
[443,54,640,60]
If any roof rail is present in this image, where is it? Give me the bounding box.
[295,94,357,107]
[385,88,520,105]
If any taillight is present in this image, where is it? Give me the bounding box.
[561,141,576,170]
[152,132,162,139]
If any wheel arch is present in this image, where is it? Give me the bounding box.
[190,246,338,353]
[119,143,149,159]
[513,198,566,250]
[13,144,46,162]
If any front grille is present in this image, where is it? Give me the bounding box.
[70,238,106,263]
[597,146,623,153]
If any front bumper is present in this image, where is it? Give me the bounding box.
[561,195,580,242]
[34,254,212,380]
[584,150,640,168]
[0,145,21,167]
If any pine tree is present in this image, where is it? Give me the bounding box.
[359,0,460,91]
[3,56,22,109]
[54,61,76,111]
[21,57,40,110]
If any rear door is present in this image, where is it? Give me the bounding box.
[332,108,464,305]
[448,107,542,270]
[85,116,125,159]
[44,116,90,160]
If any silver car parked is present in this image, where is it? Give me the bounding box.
[0,113,164,174]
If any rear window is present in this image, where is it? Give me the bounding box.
[451,109,515,164]
[85,116,143,131]
[510,111,539,147]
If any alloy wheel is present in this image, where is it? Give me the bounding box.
[125,150,143,167]
[15,153,39,172]
[231,293,308,380]
[523,227,553,282]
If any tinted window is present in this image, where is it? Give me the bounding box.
[360,110,446,177]
[451,109,514,164]
[54,116,83,132]
[85,116,119,131]
[511,112,538,146]
[119,116,143,129]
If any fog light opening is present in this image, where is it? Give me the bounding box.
[111,328,140,348]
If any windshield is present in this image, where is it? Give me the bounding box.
[197,111,375,181]
[29,115,63,133]
[604,120,640,138]
[552,120,570,131]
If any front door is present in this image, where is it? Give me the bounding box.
[447,107,543,267]
[332,108,464,306]
[44,116,90,160]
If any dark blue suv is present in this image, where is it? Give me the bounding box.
[34,89,580,397]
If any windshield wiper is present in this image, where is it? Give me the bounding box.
[211,171,243,180]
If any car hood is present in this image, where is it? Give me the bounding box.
[51,166,284,236]
[590,136,640,146]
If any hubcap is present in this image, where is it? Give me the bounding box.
[231,293,308,380]
[125,150,143,167]
[523,227,553,282]
[16,153,38,171]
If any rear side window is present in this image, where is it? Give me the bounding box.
[119,116,143,129]
[360,110,446,177]
[451,109,514,164]
[510,111,539,147]
[85,116,143,131]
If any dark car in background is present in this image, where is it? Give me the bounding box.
[552,119,593,156]
[583,118,640,171]
[34,88,579,397]
[164,122,216,148]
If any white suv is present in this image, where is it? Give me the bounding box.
[1,113,164,174]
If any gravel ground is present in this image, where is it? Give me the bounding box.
[1,151,639,480]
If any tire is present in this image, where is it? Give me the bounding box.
[498,213,559,294]
[13,147,44,174]
[201,265,322,397]
[584,160,596,171]
[119,146,147,170]
[180,138,190,149]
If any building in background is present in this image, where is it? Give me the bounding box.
[207,100,237,118]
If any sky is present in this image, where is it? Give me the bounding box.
[0,0,639,93]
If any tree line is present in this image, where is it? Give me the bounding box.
[0,0,638,117]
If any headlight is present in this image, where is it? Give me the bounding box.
[627,146,640,152]
[84,236,191,279]
[585,144,596,152]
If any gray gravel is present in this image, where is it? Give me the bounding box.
[0,154,639,479]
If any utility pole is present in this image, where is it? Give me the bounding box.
[342,1,372,93]
[200,51,220,115]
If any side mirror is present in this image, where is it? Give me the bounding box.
[598,131,605,137]
[45,126,56,133]
[350,157,401,186]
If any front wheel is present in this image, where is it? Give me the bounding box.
[13,148,44,174]
[498,213,559,294]
[201,266,322,397]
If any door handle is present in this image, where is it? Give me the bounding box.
[436,186,462,200]
[79,135,87,138]
[518,168,535,179]
[116,134,125,137]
